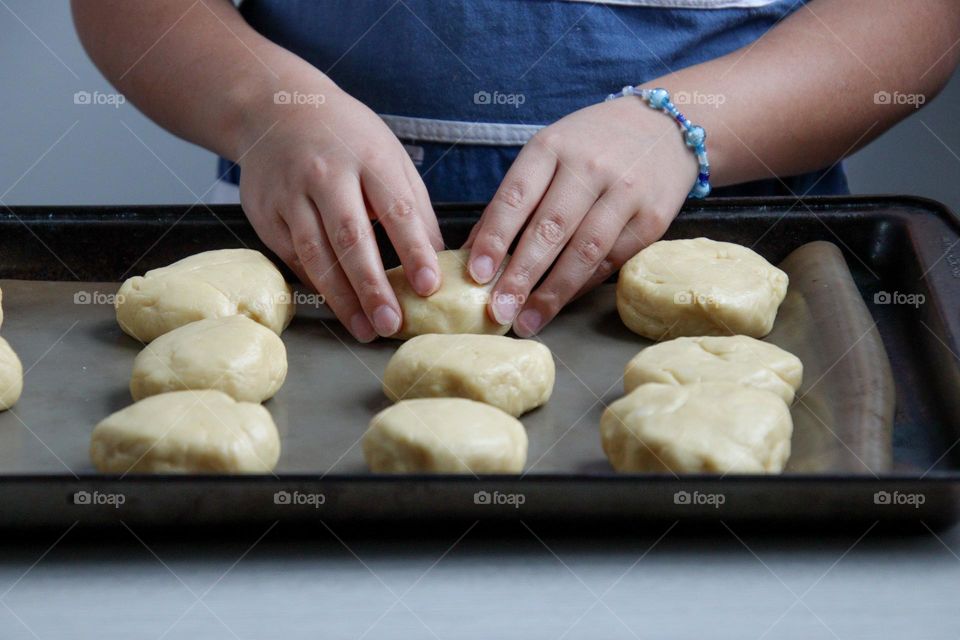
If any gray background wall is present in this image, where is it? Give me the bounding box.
[2,1,959,210]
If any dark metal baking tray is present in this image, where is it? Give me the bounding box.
[0,196,957,527]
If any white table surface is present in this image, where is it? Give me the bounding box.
[0,519,957,639]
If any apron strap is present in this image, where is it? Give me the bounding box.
[379,114,543,146]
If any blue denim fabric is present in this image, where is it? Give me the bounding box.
[219,0,848,200]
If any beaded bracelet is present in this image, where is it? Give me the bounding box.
[605,86,711,199]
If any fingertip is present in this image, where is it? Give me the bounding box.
[412,266,439,296]
[350,312,377,343]
[513,308,543,338]
[372,305,402,337]
[469,254,495,284]
[490,290,519,325]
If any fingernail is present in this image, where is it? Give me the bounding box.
[372,305,401,336]
[515,309,542,337]
[470,255,495,283]
[492,293,518,325]
[350,312,377,343]
[413,267,438,296]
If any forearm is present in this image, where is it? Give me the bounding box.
[71,0,337,161]
[646,0,960,187]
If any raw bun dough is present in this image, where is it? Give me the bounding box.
[90,390,281,473]
[383,334,554,416]
[116,249,295,342]
[0,337,23,410]
[601,382,792,474]
[624,336,803,404]
[617,238,788,340]
[362,398,527,473]
[130,315,288,402]
[387,249,508,339]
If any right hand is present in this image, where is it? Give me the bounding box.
[238,81,443,342]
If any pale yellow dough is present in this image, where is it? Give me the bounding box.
[383,334,554,416]
[362,398,527,473]
[624,335,803,404]
[130,315,288,402]
[115,249,295,342]
[0,337,23,410]
[90,390,281,473]
[616,238,788,340]
[386,249,508,339]
[601,382,792,474]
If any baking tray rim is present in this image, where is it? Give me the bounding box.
[4,193,959,223]
[7,472,960,484]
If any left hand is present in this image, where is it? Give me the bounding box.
[463,94,700,337]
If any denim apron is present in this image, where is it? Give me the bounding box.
[219,0,848,202]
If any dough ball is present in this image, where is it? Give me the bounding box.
[616,238,788,340]
[383,334,554,416]
[363,398,527,473]
[90,390,281,473]
[387,249,508,339]
[116,249,295,342]
[130,315,288,402]
[624,336,803,404]
[601,382,792,474]
[0,337,23,410]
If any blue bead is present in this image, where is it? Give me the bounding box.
[689,181,711,199]
[647,88,670,109]
[684,125,706,147]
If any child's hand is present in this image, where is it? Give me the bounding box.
[464,96,699,337]
[239,83,443,342]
